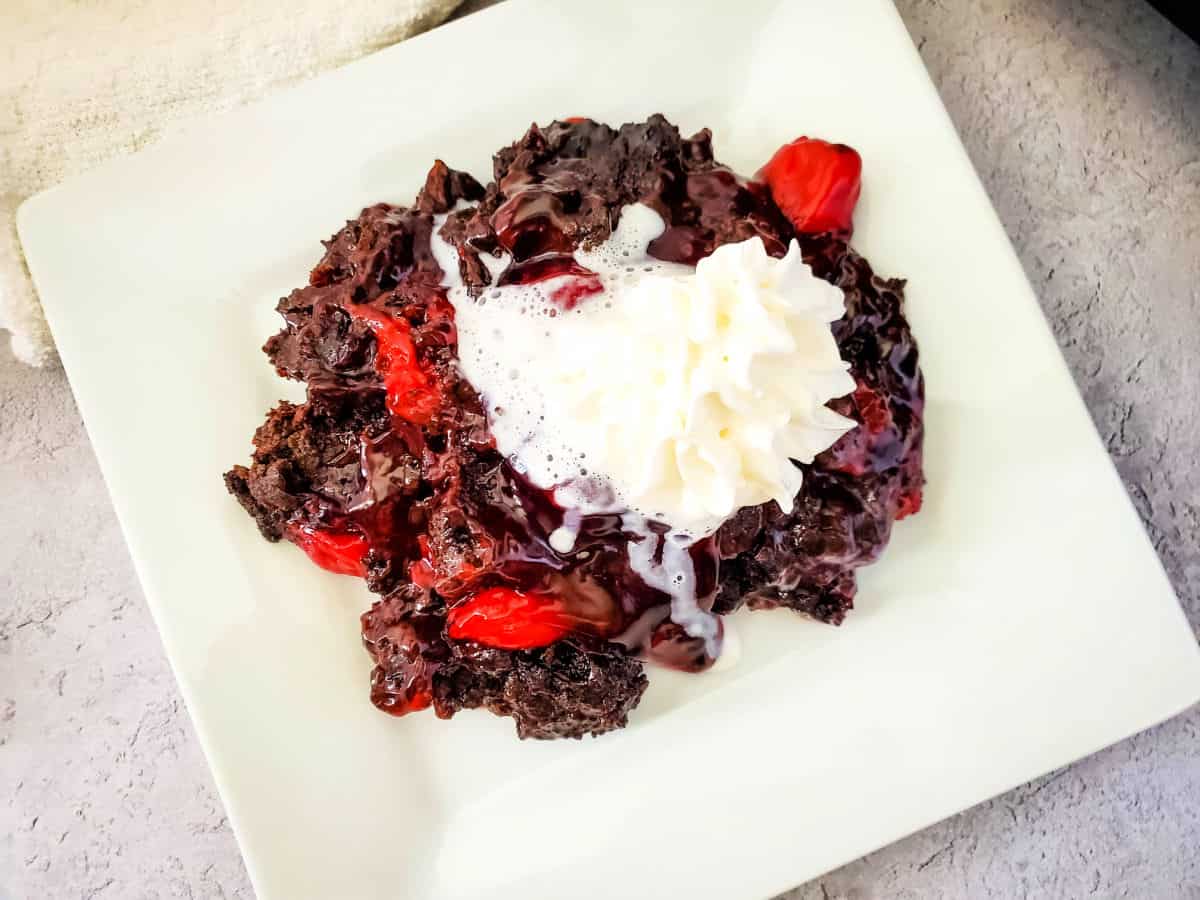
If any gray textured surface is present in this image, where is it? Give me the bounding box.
[2,1,1198,897]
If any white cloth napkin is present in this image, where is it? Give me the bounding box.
[1,0,462,365]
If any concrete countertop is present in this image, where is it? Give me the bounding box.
[2,1,1198,897]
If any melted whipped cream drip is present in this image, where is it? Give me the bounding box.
[431,203,855,658]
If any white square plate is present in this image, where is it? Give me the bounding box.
[18,1,1200,897]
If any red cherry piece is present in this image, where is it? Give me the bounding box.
[852,384,893,435]
[895,489,923,520]
[495,253,605,310]
[289,524,368,577]
[347,306,440,424]
[447,587,581,650]
[756,137,862,235]
[499,254,598,288]
[492,194,575,258]
[563,116,589,124]
[549,274,604,310]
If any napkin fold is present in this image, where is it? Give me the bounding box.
[1,0,462,365]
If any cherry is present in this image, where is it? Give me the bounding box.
[347,305,441,424]
[756,137,862,236]
[447,587,607,650]
[289,524,369,577]
[496,253,604,310]
[497,254,597,288]
[852,384,893,434]
[896,489,923,520]
[548,275,604,310]
[492,193,574,260]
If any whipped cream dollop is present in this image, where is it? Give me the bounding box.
[432,203,856,538]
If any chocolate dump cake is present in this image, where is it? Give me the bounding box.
[224,115,925,740]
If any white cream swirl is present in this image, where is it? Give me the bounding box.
[433,203,856,538]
